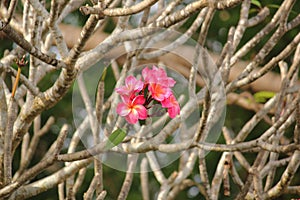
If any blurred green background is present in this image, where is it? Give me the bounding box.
[1,0,300,199]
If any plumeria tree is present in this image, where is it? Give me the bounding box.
[0,0,300,200]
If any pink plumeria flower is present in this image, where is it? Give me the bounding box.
[161,93,180,118]
[142,66,176,87]
[116,66,180,124]
[115,75,144,97]
[142,67,157,84]
[154,67,176,87]
[116,95,148,124]
[148,83,172,102]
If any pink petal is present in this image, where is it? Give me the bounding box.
[142,67,158,84]
[125,75,136,86]
[116,76,144,97]
[119,95,131,104]
[157,67,167,78]
[167,105,180,118]
[116,103,130,116]
[115,86,126,95]
[132,95,145,105]
[142,67,151,82]
[164,89,172,98]
[168,108,176,118]
[149,88,163,101]
[125,110,139,124]
[161,98,173,108]
[134,80,144,91]
[152,66,158,70]
[126,75,144,92]
[161,93,180,118]
[149,84,171,102]
[135,105,148,119]
[161,93,178,107]
[153,93,165,102]
[165,77,176,87]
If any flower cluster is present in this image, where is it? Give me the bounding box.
[116,66,180,124]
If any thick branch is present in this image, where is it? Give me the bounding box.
[0,23,66,69]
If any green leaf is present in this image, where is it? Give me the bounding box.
[254,91,275,103]
[105,128,126,150]
[251,0,262,8]
[266,4,280,9]
[100,67,108,81]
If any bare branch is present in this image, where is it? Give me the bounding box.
[80,0,158,16]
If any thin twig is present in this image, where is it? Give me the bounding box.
[140,158,149,200]
[3,97,17,186]
[84,174,100,200]
[80,0,159,16]
[117,154,138,200]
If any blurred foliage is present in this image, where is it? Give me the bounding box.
[253,91,275,103]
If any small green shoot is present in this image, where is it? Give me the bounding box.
[104,128,126,150]
[254,91,275,103]
[251,0,262,8]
